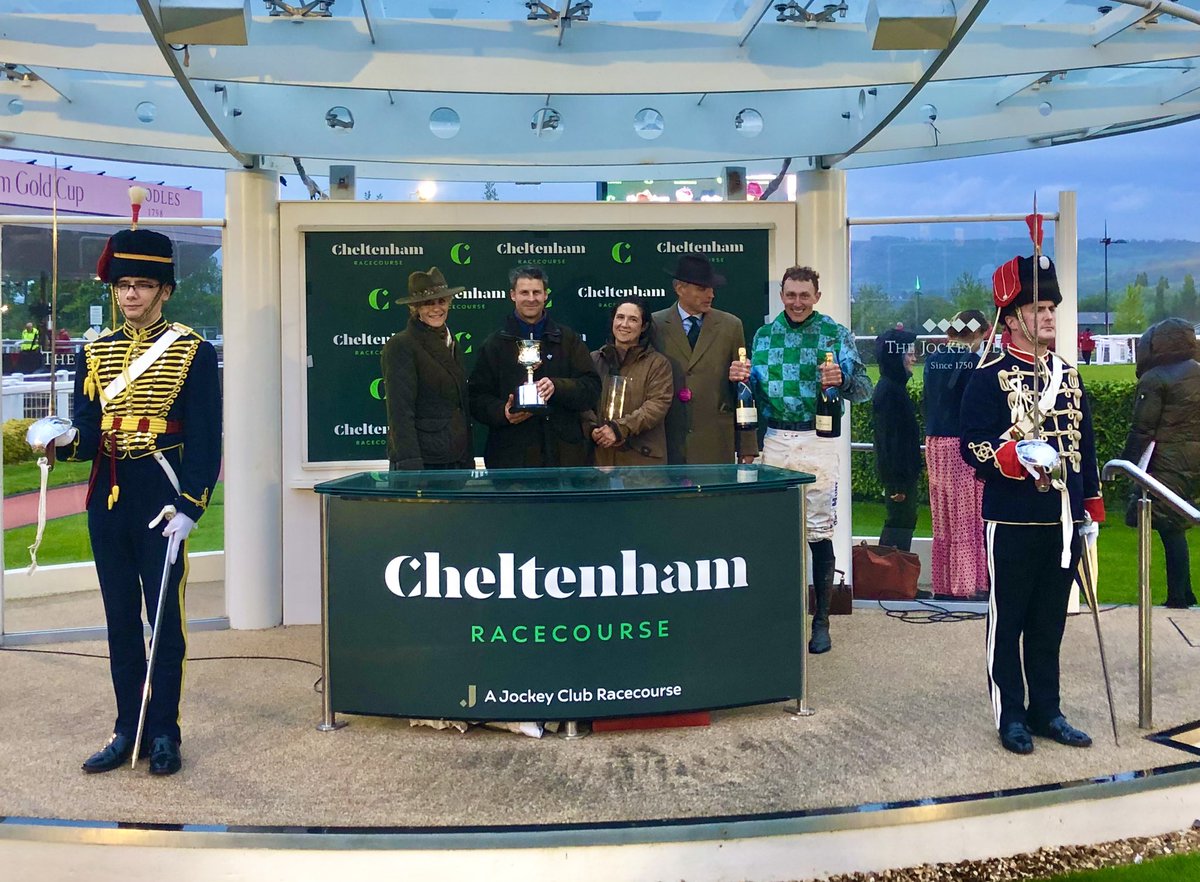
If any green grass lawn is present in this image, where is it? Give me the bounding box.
[854,500,1192,606]
[3,460,94,496]
[1034,851,1200,881]
[4,483,225,570]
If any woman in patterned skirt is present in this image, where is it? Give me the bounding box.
[923,311,990,600]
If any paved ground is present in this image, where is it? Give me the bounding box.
[0,605,1196,829]
[3,483,86,530]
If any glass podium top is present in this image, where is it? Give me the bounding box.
[314,463,813,501]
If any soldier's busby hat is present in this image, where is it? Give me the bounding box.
[992,254,1060,316]
[395,266,465,306]
[96,228,176,287]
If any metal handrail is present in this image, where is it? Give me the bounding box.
[1101,459,1200,523]
[1100,459,1200,728]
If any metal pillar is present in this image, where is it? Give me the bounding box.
[1137,494,1153,728]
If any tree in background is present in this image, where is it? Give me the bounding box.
[171,255,222,335]
[1114,282,1147,334]
[1134,271,1150,288]
[850,283,897,335]
[949,271,991,315]
[1153,275,1170,323]
[1177,274,1198,322]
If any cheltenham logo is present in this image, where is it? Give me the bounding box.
[450,242,472,265]
[367,288,390,310]
[611,242,632,264]
[578,285,667,299]
[369,378,385,400]
[497,241,586,255]
[656,240,744,254]
[454,330,473,354]
[333,243,424,256]
[385,550,749,599]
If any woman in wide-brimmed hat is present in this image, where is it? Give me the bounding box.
[381,267,473,470]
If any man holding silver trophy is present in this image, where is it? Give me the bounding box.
[469,265,600,468]
[960,247,1104,756]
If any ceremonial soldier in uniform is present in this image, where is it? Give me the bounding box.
[52,223,222,776]
[959,253,1104,756]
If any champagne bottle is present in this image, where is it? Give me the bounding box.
[735,347,758,430]
[815,351,842,438]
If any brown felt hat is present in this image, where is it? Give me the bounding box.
[395,266,465,306]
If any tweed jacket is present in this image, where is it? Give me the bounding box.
[652,304,757,465]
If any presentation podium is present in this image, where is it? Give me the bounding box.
[314,464,813,726]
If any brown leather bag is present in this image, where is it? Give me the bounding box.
[808,568,853,616]
[851,541,921,601]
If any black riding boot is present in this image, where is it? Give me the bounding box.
[878,527,915,552]
[808,539,835,654]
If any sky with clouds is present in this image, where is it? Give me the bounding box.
[846,118,1200,241]
[2,117,1197,242]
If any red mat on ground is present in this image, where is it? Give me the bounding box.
[592,711,711,732]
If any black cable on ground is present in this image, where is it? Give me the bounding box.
[0,645,319,667]
[875,598,987,623]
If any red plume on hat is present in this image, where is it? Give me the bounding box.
[992,256,1022,308]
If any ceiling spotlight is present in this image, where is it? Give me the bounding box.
[264,0,334,18]
[775,1,847,24]
[525,1,590,23]
[325,105,354,131]
[525,1,560,20]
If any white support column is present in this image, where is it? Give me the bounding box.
[223,170,283,629]
[1055,191,1081,615]
[1055,191,1079,363]
[795,169,854,574]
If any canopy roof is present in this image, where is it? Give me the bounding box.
[1,1,1198,183]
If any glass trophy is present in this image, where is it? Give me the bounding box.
[600,374,631,424]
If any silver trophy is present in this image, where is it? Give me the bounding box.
[514,338,549,412]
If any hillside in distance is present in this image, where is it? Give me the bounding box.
[850,236,1200,299]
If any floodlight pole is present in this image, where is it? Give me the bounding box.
[1100,220,1127,337]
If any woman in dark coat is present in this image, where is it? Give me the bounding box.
[583,296,674,466]
[381,267,473,470]
[872,328,921,552]
[1121,317,1200,608]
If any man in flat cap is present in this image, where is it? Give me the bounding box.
[652,254,757,465]
[960,253,1104,756]
[52,219,222,776]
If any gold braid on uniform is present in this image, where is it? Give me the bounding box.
[967,440,1000,468]
[82,321,200,508]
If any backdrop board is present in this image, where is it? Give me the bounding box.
[303,227,771,465]
[316,464,811,722]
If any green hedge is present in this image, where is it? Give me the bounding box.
[850,380,1137,507]
[2,418,37,466]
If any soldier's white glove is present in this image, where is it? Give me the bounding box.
[149,508,196,565]
[1078,518,1099,542]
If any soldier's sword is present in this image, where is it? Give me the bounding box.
[132,532,182,769]
[1078,529,1120,745]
